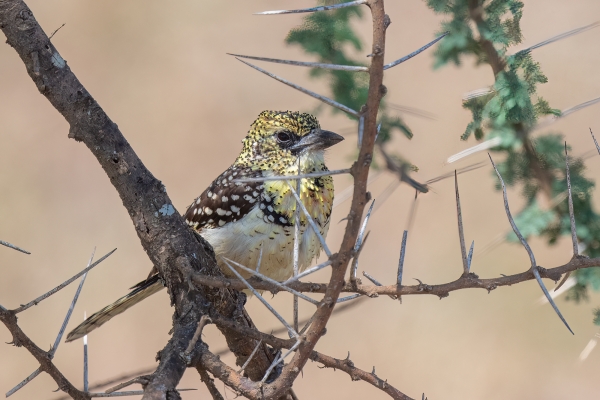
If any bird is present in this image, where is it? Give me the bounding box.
[66,110,343,342]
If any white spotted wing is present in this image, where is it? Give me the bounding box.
[184,166,263,230]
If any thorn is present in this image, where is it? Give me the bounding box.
[238,340,263,374]
[455,171,469,275]
[384,32,448,70]
[336,294,362,303]
[254,0,367,15]
[222,258,299,339]
[235,58,359,117]
[516,22,599,53]
[397,230,408,286]
[260,340,301,383]
[467,240,475,272]
[13,248,116,314]
[287,183,332,257]
[564,142,579,257]
[591,128,600,155]
[350,200,375,283]
[532,268,574,335]
[224,257,318,305]
[0,240,30,254]
[490,154,573,334]
[283,260,332,285]
[535,97,600,131]
[555,272,572,292]
[227,53,367,72]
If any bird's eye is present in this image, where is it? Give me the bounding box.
[277,132,291,143]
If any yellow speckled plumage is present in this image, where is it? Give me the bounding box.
[66,111,342,342]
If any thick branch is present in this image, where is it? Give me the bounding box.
[0,1,272,397]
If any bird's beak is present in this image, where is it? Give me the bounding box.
[291,129,344,152]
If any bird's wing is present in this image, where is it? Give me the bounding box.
[184,166,264,229]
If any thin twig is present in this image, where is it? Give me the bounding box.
[48,23,65,40]
[235,58,360,117]
[384,32,449,70]
[489,154,574,335]
[255,0,367,15]
[222,259,299,339]
[0,239,31,254]
[13,248,116,313]
[287,183,332,257]
[455,171,469,275]
[183,315,212,360]
[227,53,367,71]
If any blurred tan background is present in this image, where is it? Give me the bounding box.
[1,1,600,399]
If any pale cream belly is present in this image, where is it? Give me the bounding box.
[200,207,328,282]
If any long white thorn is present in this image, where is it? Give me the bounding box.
[489,154,573,335]
[0,240,30,254]
[287,183,332,257]
[384,32,448,70]
[227,53,367,71]
[235,58,360,117]
[283,260,332,285]
[223,258,318,305]
[255,0,367,15]
[222,259,298,339]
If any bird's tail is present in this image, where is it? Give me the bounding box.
[66,275,164,342]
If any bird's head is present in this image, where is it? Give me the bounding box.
[235,110,343,173]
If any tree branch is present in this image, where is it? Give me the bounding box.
[0,1,272,397]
